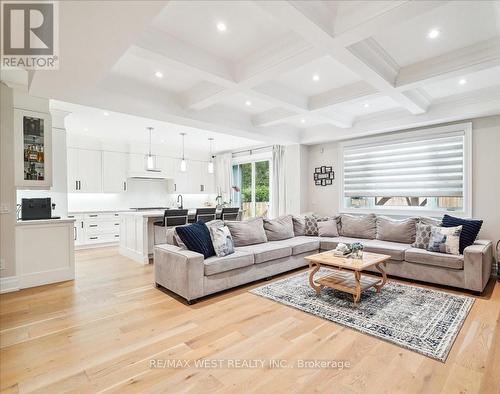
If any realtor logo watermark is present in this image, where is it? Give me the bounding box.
[1,1,59,69]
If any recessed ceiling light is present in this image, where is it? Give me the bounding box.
[312,74,320,82]
[300,118,306,124]
[160,139,165,143]
[458,78,467,85]
[103,112,109,116]
[427,28,440,39]
[84,127,89,132]
[155,71,163,78]
[363,103,370,108]
[216,22,227,32]
[245,100,252,106]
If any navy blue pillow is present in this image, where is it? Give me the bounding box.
[442,214,483,254]
[175,221,215,258]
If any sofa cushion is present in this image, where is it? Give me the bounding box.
[376,216,416,244]
[263,215,294,241]
[318,219,339,237]
[207,222,235,257]
[175,221,215,258]
[442,214,483,254]
[225,217,267,246]
[405,247,464,270]
[292,215,306,236]
[204,250,254,276]
[275,236,320,255]
[236,242,292,264]
[340,214,376,239]
[363,240,411,261]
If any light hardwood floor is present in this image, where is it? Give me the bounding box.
[1,247,499,394]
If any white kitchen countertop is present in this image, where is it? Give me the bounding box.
[16,218,76,226]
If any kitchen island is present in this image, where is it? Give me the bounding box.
[118,209,226,264]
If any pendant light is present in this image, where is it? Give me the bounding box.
[145,127,158,171]
[208,137,214,174]
[180,132,187,172]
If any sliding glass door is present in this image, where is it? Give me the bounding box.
[232,159,271,220]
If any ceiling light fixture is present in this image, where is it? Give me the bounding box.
[245,100,252,106]
[103,111,109,116]
[363,103,370,108]
[312,74,320,82]
[427,28,440,39]
[84,127,89,132]
[208,138,214,174]
[155,71,163,78]
[216,22,227,32]
[300,118,306,124]
[458,78,467,85]
[180,132,187,172]
[145,127,159,171]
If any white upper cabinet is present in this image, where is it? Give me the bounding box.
[102,151,128,193]
[67,148,102,193]
[157,156,175,178]
[171,160,215,194]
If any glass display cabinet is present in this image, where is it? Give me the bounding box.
[14,109,52,188]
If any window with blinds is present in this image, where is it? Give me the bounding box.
[341,125,470,214]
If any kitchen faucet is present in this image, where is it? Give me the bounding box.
[176,194,183,209]
[215,195,223,207]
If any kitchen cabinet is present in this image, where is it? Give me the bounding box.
[68,212,121,247]
[67,148,102,192]
[172,159,215,194]
[14,109,53,189]
[102,151,128,193]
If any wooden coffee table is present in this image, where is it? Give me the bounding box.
[304,251,390,303]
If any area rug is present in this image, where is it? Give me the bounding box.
[250,269,474,362]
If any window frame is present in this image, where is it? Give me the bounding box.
[232,151,273,219]
[339,122,472,218]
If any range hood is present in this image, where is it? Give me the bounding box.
[128,169,169,180]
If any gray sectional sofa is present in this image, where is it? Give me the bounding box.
[154,214,493,303]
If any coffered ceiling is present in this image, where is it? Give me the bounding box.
[12,0,500,145]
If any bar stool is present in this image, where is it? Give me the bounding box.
[221,207,240,221]
[153,209,189,245]
[194,208,216,223]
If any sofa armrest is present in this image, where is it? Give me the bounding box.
[463,240,493,292]
[154,244,204,301]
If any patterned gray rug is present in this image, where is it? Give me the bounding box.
[251,269,474,362]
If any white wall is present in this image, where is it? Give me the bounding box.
[0,84,16,278]
[305,115,500,250]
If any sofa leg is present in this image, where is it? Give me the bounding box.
[187,299,197,305]
[155,282,160,288]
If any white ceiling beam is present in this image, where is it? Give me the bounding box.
[300,86,500,144]
[134,28,235,87]
[251,108,297,127]
[332,1,448,47]
[308,81,378,111]
[180,36,322,110]
[256,1,438,114]
[396,37,500,90]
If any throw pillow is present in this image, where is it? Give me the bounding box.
[442,214,483,254]
[376,216,417,244]
[263,215,294,241]
[340,214,376,239]
[418,216,442,226]
[427,225,462,255]
[413,222,434,250]
[225,217,268,246]
[304,215,319,236]
[317,219,339,237]
[208,224,235,257]
[292,215,306,236]
[175,221,215,258]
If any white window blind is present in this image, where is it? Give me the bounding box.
[343,132,465,198]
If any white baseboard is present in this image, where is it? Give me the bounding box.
[0,276,19,293]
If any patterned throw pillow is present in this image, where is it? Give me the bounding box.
[304,215,319,236]
[427,225,462,255]
[412,222,434,249]
[208,224,235,257]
